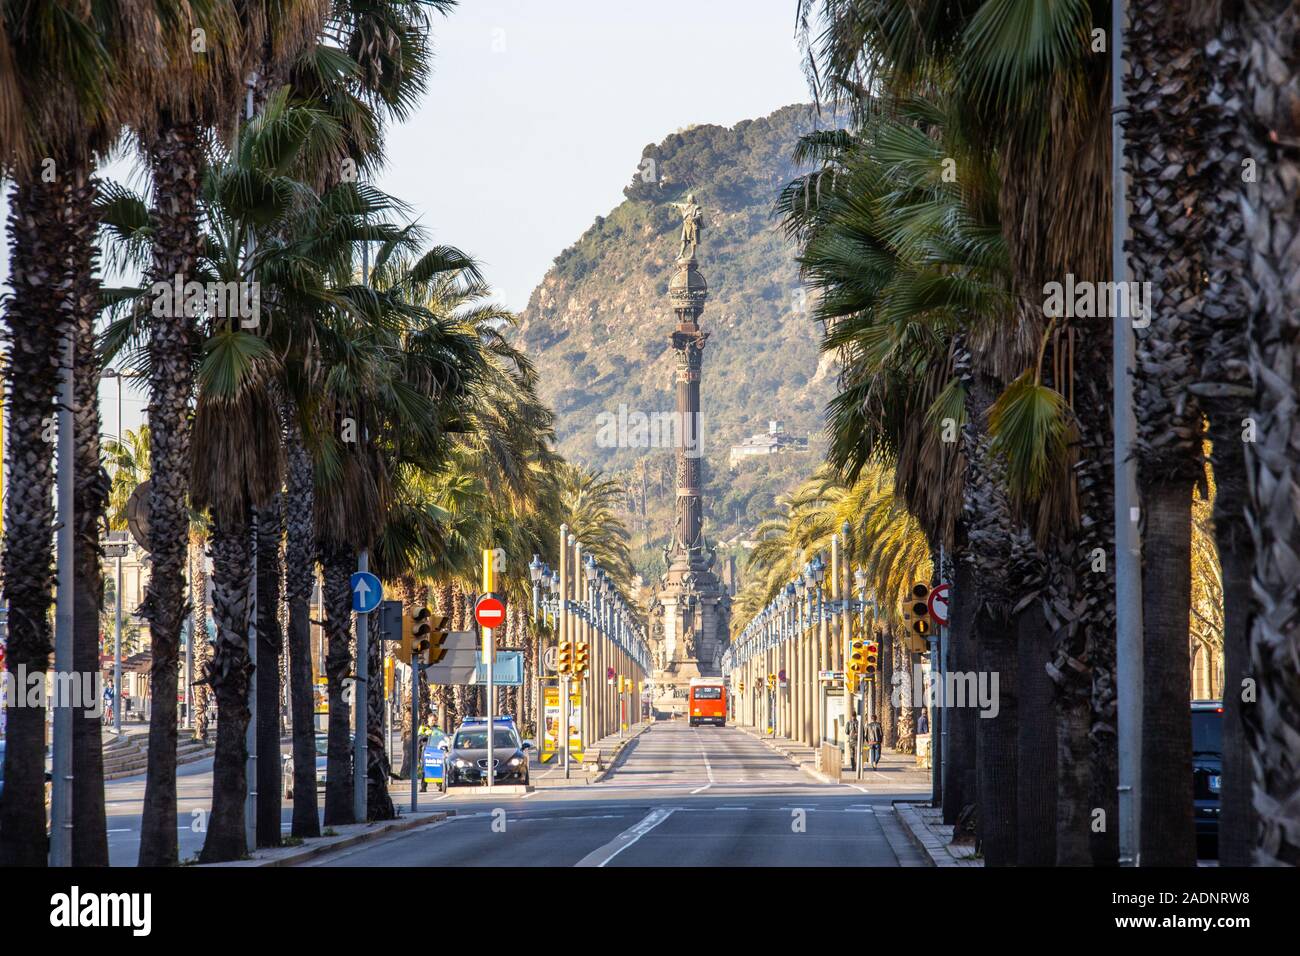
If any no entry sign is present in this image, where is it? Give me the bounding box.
[474,593,506,629]
[927,583,951,627]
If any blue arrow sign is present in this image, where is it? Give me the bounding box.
[350,571,382,614]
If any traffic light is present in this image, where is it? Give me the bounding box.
[574,642,591,676]
[848,638,868,675]
[864,640,880,676]
[557,640,574,675]
[767,672,776,690]
[409,606,433,662]
[902,582,933,645]
[908,582,931,619]
[397,608,417,664]
[426,612,450,663]
[739,681,745,693]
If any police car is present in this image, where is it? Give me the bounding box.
[438,716,533,789]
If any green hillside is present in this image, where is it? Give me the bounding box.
[516,104,833,581]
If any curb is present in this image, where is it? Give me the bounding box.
[892,801,981,867]
[892,801,941,865]
[200,810,453,867]
[590,723,653,783]
[737,725,838,784]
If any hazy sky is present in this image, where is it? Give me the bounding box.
[1,0,812,431]
[379,0,811,309]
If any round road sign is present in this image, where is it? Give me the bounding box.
[927,583,951,627]
[474,593,507,629]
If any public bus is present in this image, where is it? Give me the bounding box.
[688,677,727,727]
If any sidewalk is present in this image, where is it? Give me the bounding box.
[200,809,454,867]
[529,721,652,787]
[894,802,982,867]
[736,724,933,790]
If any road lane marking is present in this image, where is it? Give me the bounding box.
[690,729,715,794]
[573,808,676,867]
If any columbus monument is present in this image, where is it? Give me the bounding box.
[650,194,729,705]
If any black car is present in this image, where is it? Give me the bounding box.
[1192,700,1223,857]
[440,718,532,789]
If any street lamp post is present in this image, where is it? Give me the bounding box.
[528,554,544,736]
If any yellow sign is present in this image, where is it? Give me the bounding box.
[541,685,561,763]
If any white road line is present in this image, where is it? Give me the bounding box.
[573,807,676,867]
[690,729,715,794]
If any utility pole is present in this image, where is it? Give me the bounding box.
[50,330,74,867]
[353,235,372,825]
[1112,0,1144,867]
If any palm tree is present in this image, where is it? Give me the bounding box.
[795,0,1116,866]
[1231,0,1300,867]
[1121,0,1207,866]
[0,0,154,868]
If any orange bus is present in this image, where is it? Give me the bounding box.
[688,678,727,727]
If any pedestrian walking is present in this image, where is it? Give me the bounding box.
[865,717,883,770]
[844,713,859,770]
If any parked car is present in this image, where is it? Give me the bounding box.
[440,717,533,789]
[1192,700,1223,858]
[283,734,329,800]
[0,741,53,826]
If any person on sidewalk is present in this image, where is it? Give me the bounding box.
[865,717,883,770]
[844,713,859,770]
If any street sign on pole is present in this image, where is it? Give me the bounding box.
[543,645,558,673]
[350,571,382,614]
[927,583,950,627]
[473,593,506,630]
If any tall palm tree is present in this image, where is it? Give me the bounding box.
[0,0,154,868]
[1183,0,1256,868]
[1233,0,1300,867]
[1122,0,1206,866]
[796,0,1116,866]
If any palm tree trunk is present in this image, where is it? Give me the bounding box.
[879,629,895,749]
[366,622,395,821]
[1214,431,1254,865]
[434,582,457,730]
[974,606,1018,865]
[1138,482,1196,865]
[1235,0,1300,867]
[198,508,254,863]
[282,405,319,837]
[943,554,978,825]
[254,494,284,847]
[138,117,204,867]
[0,173,70,866]
[69,167,110,866]
[1191,13,1255,866]
[1016,600,1057,865]
[191,532,212,742]
[319,540,355,826]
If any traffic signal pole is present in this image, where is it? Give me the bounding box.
[410,653,419,813]
[483,549,496,793]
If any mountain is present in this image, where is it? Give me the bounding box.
[516,104,835,577]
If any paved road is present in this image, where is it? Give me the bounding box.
[106,732,407,866]
[305,721,929,867]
